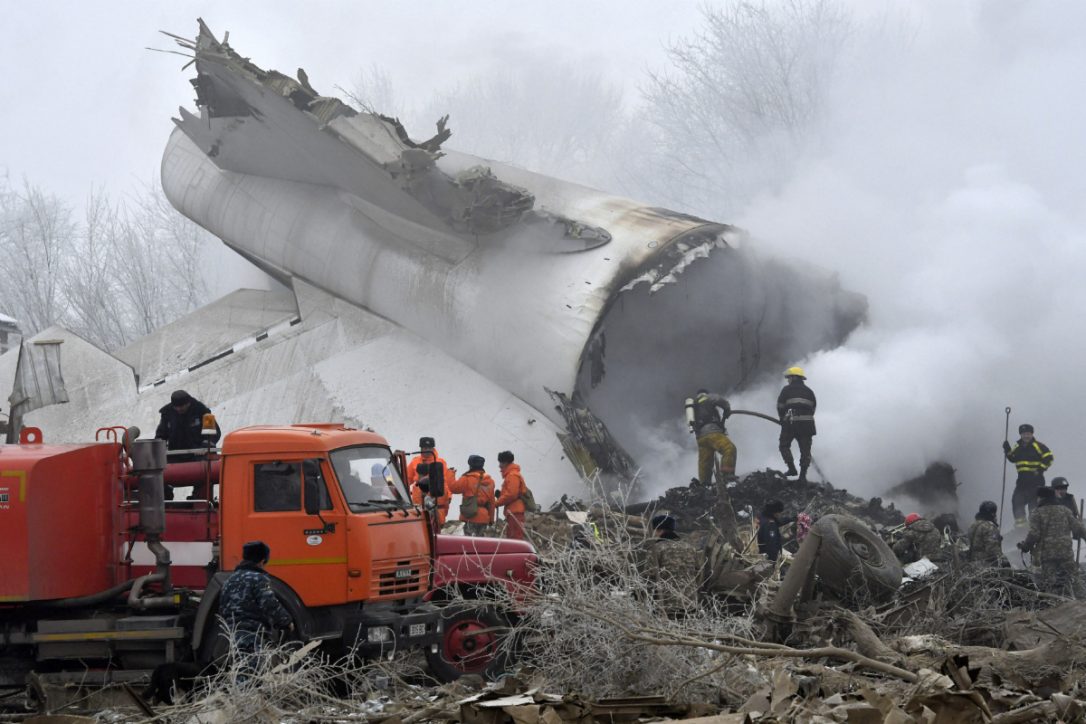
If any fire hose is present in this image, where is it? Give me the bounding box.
[729,409,828,481]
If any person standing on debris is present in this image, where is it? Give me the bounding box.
[495,450,529,541]
[756,499,793,562]
[892,513,947,565]
[1004,423,1054,527]
[640,514,702,615]
[1017,487,1086,597]
[967,501,1007,566]
[1052,478,1079,517]
[777,367,816,483]
[155,390,221,451]
[219,541,293,673]
[449,455,496,536]
[686,389,737,484]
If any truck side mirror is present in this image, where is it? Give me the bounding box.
[427,462,445,498]
[303,459,321,516]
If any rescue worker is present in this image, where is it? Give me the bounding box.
[1004,423,1054,526]
[155,390,221,451]
[218,541,293,673]
[406,437,445,485]
[1052,477,1079,517]
[892,513,947,565]
[449,455,496,536]
[756,499,793,562]
[410,464,453,525]
[640,514,702,616]
[494,450,528,541]
[686,389,736,484]
[966,501,1006,566]
[1017,486,1086,597]
[777,367,816,482]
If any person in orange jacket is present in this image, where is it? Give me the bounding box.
[406,436,453,524]
[410,465,454,525]
[406,436,445,485]
[495,450,528,540]
[448,455,496,536]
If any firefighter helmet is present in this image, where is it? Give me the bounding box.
[784,366,806,379]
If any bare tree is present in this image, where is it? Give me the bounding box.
[62,191,133,350]
[1,176,215,351]
[628,0,854,213]
[0,179,74,334]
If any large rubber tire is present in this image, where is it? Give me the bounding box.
[425,604,511,683]
[814,514,902,605]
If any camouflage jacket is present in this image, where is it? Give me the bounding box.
[219,561,293,632]
[892,519,945,563]
[640,537,703,608]
[1021,502,1086,562]
[966,518,1003,563]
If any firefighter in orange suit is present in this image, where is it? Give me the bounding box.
[495,450,528,540]
[449,455,496,536]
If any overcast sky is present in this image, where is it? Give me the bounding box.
[3,1,704,200]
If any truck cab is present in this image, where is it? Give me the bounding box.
[199,424,440,658]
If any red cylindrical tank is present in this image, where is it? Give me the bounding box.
[0,442,124,602]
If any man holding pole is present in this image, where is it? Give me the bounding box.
[1003,423,1054,527]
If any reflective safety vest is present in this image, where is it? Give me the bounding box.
[1007,440,1053,475]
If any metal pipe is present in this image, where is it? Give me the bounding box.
[126,572,175,610]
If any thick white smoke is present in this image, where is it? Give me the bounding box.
[728,1,1086,516]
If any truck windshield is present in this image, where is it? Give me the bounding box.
[329,445,411,510]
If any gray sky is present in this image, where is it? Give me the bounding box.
[3,1,702,200]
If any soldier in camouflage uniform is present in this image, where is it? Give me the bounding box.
[639,515,703,617]
[1018,487,1086,597]
[892,513,948,564]
[219,541,293,671]
[966,501,1006,566]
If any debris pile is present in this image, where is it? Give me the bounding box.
[637,469,909,534]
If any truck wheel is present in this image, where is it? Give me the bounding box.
[425,604,510,683]
[814,514,902,604]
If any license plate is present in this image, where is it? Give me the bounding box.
[409,623,426,637]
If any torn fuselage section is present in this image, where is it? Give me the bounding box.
[576,228,867,483]
[170,20,598,242]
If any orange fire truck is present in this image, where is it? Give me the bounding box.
[0,422,537,695]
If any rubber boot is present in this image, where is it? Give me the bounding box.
[797,466,809,484]
[781,450,798,477]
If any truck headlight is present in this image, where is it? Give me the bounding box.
[367,627,393,644]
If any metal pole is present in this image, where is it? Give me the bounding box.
[1078,497,1084,565]
[999,406,1011,530]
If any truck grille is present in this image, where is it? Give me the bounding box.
[371,557,428,598]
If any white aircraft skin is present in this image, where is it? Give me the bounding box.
[156,21,864,489]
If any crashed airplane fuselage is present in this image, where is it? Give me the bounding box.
[161,21,864,489]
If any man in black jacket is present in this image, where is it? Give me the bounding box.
[778,367,816,482]
[155,390,221,451]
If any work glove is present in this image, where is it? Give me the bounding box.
[1002,440,1012,454]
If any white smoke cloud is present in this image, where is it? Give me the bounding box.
[729,0,1086,516]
